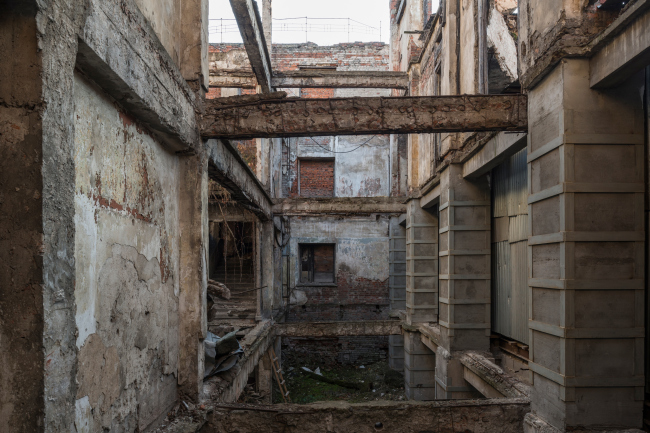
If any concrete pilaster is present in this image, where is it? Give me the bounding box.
[256,351,273,404]
[527,59,645,430]
[389,216,406,371]
[405,200,439,324]
[404,331,437,400]
[438,164,491,352]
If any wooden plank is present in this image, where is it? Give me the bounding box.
[201,94,528,139]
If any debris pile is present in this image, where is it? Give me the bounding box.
[204,330,242,379]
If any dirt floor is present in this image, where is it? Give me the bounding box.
[271,350,406,404]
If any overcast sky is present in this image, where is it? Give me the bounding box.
[209,0,439,46]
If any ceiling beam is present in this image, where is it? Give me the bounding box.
[229,0,273,92]
[200,94,528,139]
[272,70,410,89]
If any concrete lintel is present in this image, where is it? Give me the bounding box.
[77,0,199,152]
[207,139,272,220]
[590,0,650,88]
[275,320,403,338]
[271,71,410,89]
[460,352,530,399]
[420,183,441,209]
[272,197,407,215]
[462,132,527,179]
[229,0,274,93]
[201,94,529,139]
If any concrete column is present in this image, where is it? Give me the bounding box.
[527,59,645,430]
[256,351,273,404]
[436,164,491,399]
[403,330,437,400]
[405,200,439,325]
[181,0,209,91]
[178,153,209,401]
[389,217,407,370]
[260,220,275,319]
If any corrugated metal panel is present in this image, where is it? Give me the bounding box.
[492,162,509,218]
[509,215,528,243]
[508,147,528,216]
[492,241,511,338]
[510,241,529,345]
[491,148,529,344]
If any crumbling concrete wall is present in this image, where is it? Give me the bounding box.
[206,399,530,433]
[287,216,390,322]
[0,4,45,432]
[134,0,182,66]
[73,73,181,432]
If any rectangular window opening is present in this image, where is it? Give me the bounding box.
[300,244,336,284]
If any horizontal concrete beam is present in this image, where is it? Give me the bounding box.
[590,0,650,88]
[206,399,531,432]
[209,69,257,88]
[272,197,407,215]
[272,70,410,89]
[229,0,273,92]
[77,0,199,152]
[462,132,527,178]
[201,94,528,139]
[207,139,272,220]
[275,320,403,338]
[460,353,530,399]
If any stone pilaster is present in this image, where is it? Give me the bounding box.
[527,59,645,430]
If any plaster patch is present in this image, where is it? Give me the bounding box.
[74,396,92,433]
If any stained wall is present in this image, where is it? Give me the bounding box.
[73,74,181,432]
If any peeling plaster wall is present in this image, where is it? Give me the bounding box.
[73,74,180,432]
[287,216,391,322]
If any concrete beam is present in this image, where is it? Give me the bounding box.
[460,353,530,399]
[462,132,527,178]
[229,0,273,92]
[77,0,200,152]
[206,139,273,220]
[275,320,403,338]
[272,197,407,215]
[590,0,650,88]
[272,71,410,89]
[209,69,258,88]
[201,94,528,139]
[206,399,531,432]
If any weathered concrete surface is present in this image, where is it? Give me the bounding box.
[205,399,530,433]
[229,0,273,92]
[462,132,527,178]
[590,0,650,88]
[275,320,402,337]
[273,197,406,215]
[73,73,183,431]
[527,59,645,430]
[206,139,273,220]
[209,69,258,89]
[202,321,275,403]
[0,4,45,432]
[201,94,528,139]
[272,70,409,89]
[76,0,200,151]
[460,353,530,399]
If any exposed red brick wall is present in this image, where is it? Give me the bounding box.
[206,87,221,99]
[282,336,388,365]
[314,244,334,274]
[299,160,334,197]
[300,88,335,99]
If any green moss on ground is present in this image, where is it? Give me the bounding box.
[272,353,406,404]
